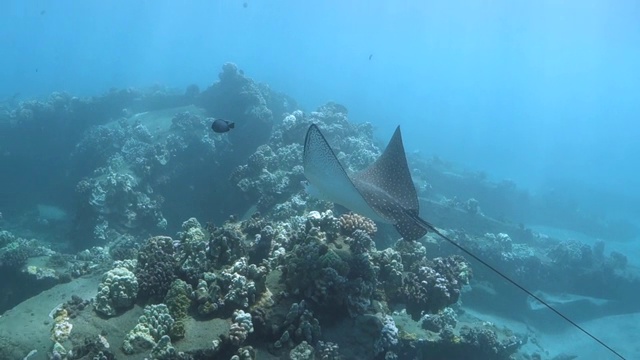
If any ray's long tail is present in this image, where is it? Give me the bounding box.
[413,216,626,360]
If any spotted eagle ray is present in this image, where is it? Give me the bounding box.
[302,123,625,360]
[303,123,432,240]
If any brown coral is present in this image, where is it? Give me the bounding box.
[339,213,377,237]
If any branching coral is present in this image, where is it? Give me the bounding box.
[164,279,192,339]
[191,257,267,317]
[339,213,377,237]
[122,304,175,354]
[421,307,458,333]
[229,310,254,346]
[207,219,248,269]
[94,266,138,316]
[175,218,211,283]
[374,315,399,356]
[274,300,321,349]
[281,231,347,305]
[400,256,470,319]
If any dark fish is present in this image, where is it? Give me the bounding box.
[368,54,373,60]
[243,2,248,8]
[302,124,624,359]
[40,10,46,15]
[211,119,235,133]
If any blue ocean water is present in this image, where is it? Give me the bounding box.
[1,1,639,359]
[3,1,639,215]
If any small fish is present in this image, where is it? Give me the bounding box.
[243,2,248,8]
[40,10,46,15]
[369,54,373,60]
[211,119,235,133]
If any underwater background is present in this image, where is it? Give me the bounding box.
[0,1,639,360]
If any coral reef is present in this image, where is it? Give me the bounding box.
[401,322,522,360]
[175,217,212,283]
[289,341,314,360]
[150,335,180,360]
[374,247,405,299]
[0,237,49,270]
[67,335,114,360]
[108,234,139,261]
[122,304,176,354]
[0,234,63,313]
[547,240,594,270]
[193,274,222,316]
[231,103,378,215]
[74,164,167,247]
[51,307,73,343]
[3,64,634,360]
[232,143,306,214]
[194,214,277,278]
[198,62,296,161]
[164,279,192,339]
[338,313,399,359]
[338,212,377,237]
[94,266,138,316]
[219,258,261,309]
[421,307,458,333]
[401,256,470,319]
[281,229,350,306]
[457,325,521,359]
[315,341,341,360]
[69,104,223,248]
[280,211,375,315]
[229,310,254,346]
[274,300,321,349]
[192,257,267,317]
[205,220,247,271]
[374,314,399,356]
[452,229,636,307]
[277,208,472,322]
[136,236,178,301]
[63,67,294,250]
[1,89,185,220]
[62,295,90,319]
[0,230,15,248]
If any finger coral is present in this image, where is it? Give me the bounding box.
[94,266,138,316]
[339,212,377,237]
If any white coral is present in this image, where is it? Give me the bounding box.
[94,266,138,316]
[229,310,253,346]
[122,304,174,354]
